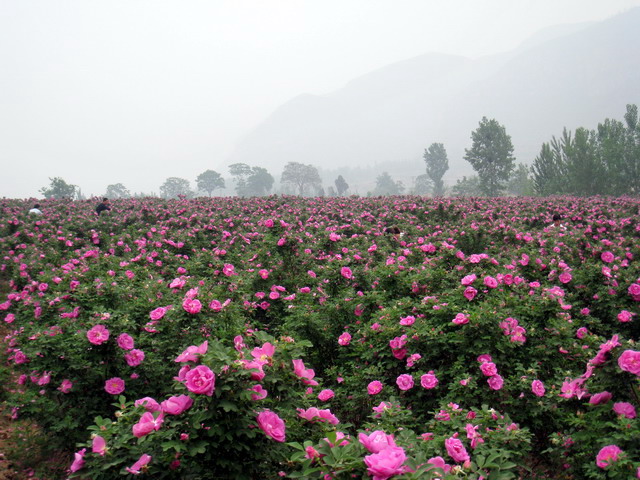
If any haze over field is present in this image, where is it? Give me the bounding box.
[2,0,640,198]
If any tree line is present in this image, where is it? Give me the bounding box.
[38,104,639,199]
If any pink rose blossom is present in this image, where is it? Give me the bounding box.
[613,402,636,419]
[531,379,545,397]
[480,362,498,377]
[257,410,286,442]
[69,448,86,473]
[250,384,268,401]
[175,341,208,363]
[318,389,335,401]
[126,454,152,475]
[617,310,633,323]
[135,397,161,411]
[618,350,640,375]
[125,349,145,367]
[341,266,353,279]
[420,373,439,389]
[368,380,383,395]
[161,395,193,415]
[184,365,216,396]
[396,374,414,391]
[589,391,612,405]
[338,332,351,346]
[452,313,469,325]
[484,276,498,288]
[292,359,318,386]
[364,446,407,480]
[399,315,415,326]
[149,307,167,320]
[132,412,164,438]
[92,435,107,456]
[444,437,470,463]
[488,375,504,390]
[358,430,397,453]
[87,325,110,345]
[601,251,614,263]
[117,333,135,350]
[596,445,623,469]
[463,286,477,301]
[104,377,125,395]
[182,298,202,314]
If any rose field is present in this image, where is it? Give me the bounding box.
[1,195,639,479]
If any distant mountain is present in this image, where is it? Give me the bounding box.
[226,8,640,192]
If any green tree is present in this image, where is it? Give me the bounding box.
[531,133,569,196]
[464,117,515,196]
[246,167,274,196]
[506,163,534,196]
[159,177,192,199]
[413,174,433,195]
[423,143,449,196]
[334,175,349,196]
[451,175,481,197]
[280,162,322,196]
[373,171,404,196]
[196,170,225,196]
[39,177,77,199]
[563,127,604,196]
[105,183,131,199]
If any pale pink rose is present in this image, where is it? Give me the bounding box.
[149,307,167,320]
[87,325,110,345]
[461,274,476,286]
[531,380,545,397]
[161,395,193,415]
[396,374,414,391]
[92,435,107,456]
[364,446,407,479]
[420,373,439,389]
[426,456,451,473]
[184,365,216,396]
[104,377,125,395]
[126,453,152,474]
[58,379,73,393]
[132,412,164,438]
[318,389,335,401]
[596,445,623,468]
[558,272,572,284]
[117,333,135,350]
[576,327,588,339]
[257,410,286,442]
[175,341,208,363]
[338,332,351,346]
[618,350,640,375]
[445,437,470,463]
[613,402,636,419]
[358,430,397,453]
[135,397,161,412]
[368,380,383,395]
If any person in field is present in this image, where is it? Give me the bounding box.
[96,198,111,216]
[550,214,566,231]
[29,204,43,215]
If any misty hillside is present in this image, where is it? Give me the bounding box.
[225,8,640,191]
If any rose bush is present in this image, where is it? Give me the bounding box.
[1,195,639,478]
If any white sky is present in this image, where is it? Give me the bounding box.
[2,0,640,199]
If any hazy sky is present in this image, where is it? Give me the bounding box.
[2,0,640,199]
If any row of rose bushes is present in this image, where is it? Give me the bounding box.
[1,195,639,479]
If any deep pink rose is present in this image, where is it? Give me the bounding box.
[452,313,469,325]
[364,446,407,480]
[161,395,194,415]
[182,297,202,314]
[589,391,612,405]
[617,310,633,323]
[92,435,106,456]
[318,389,335,401]
[358,430,397,453]
[487,375,504,390]
[480,362,498,377]
[341,266,353,279]
[596,445,623,468]
[463,286,477,301]
[420,373,439,389]
[87,325,110,345]
[531,380,545,397]
[484,276,498,288]
[135,397,161,412]
[368,380,383,395]
[250,384,268,401]
[444,437,470,463]
[257,410,286,442]
[338,332,351,346]
[292,359,318,386]
[396,374,414,391]
[126,453,152,474]
[175,341,208,363]
[69,448,86,472]
[149,307,167,320]
[104,377,125,395]
[613,402,636,419]
[125,349,145,367]
[117,333,135,350]
[618,350,640,375]
[132,412,164,438]
[184,365,216,396]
